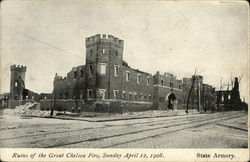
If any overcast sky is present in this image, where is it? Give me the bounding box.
[1,1,249,103]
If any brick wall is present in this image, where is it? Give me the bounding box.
[153,72,185,110]
[121,64,153,102]
[53,65,85,100]
[50,34,217,112]
[85,34,124,100]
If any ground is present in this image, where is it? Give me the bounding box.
[0,110,248,148]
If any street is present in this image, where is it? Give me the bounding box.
[0,111,248,148]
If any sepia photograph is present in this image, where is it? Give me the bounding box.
[0,0,249,161]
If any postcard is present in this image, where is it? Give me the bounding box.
[0,0,249,161]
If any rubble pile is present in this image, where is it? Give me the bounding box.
[1,102,51,117]
[0,103,78,117]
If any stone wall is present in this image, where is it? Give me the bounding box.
[8,100,36,108]
[40,99,93,112]
[115,101,154,113]
[39,99,154,113]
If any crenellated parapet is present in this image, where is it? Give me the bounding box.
[54,74,67,81]
[10,64,27,72]
[85,34,124,47]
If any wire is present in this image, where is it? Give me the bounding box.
[13,30,85,59]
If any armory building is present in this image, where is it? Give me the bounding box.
[3,34,246,113]
[52,34,215,112]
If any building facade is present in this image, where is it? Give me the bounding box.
[3,35,247,112]
[53,34,217,111]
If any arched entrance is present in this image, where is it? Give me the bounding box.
[166,92,177,110]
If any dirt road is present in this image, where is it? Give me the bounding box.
[0,111,247,148]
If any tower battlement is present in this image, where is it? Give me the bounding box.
[85,34,124,46]
[10,64,27,72]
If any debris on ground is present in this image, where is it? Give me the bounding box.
[1,103,46,117]
[0,102,199,119]
[119,109,199,117]
[1,102,52,117]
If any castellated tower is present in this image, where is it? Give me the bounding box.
[85,34,124,99]
[10,65,27,100]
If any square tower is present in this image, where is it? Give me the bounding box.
[10,65,26,100]
[85,34,124,99]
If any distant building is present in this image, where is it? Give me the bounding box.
[0,93,9,108]
[216,77,244,111]
[0,65,52,108]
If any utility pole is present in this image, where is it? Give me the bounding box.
[50,90,55,116]
[186,68,204,114]
[186,76,195,114]
[197,82,201,112]
[186,69,197,114]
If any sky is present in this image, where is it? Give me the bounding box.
[1,0,249,103]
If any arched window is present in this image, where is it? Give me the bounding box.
[114,65,119,77]
[89,64,93,76]
[87,89,92,98]
[80,69,84,78]
[90,48,93,57]
[126,71,130,81]
[129,92,132,101]
[65,92,68,99]
[74,71,77,79]
[59,93,63,99]
[221,95,224,102]
[137,74,141,84]
[161,79,164,86]
[123,91,126,100]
